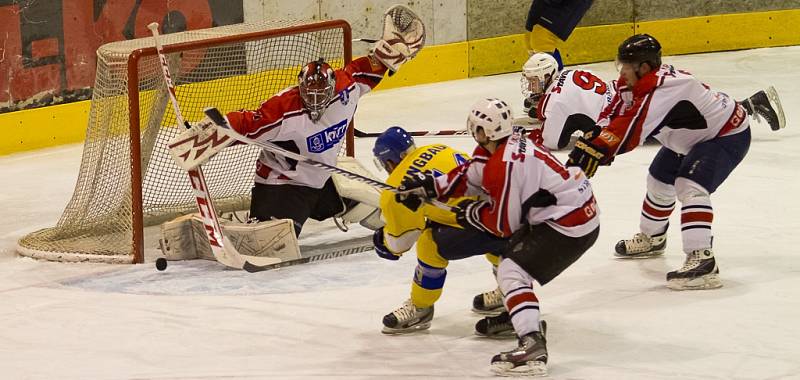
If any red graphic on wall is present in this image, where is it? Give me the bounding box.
[0,0,243,112]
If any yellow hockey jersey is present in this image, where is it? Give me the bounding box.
[381,144,470,254]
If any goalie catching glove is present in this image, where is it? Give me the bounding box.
[566,136,608,178]
[371,4,426,73]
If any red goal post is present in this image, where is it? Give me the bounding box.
[17,20,353,264]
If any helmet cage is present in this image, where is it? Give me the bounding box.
[299,59,336,121]
[520,74,547,102]
[520,53,558,99]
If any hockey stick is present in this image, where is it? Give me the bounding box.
[203,107,456,212]
[353,38,379,43]
[148,23,268,270]
[353,128,470,138]
[351,118,542,138]
[243,236,374,273]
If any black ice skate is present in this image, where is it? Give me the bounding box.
[666,249,722,290]
[615,231,667,258]
[381,299,434,334]
[472,287,505,315]
[744,86,786,131]
[475,311,515,338]
[490,323,548,377]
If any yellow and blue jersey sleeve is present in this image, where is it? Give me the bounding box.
[380,144,470,253]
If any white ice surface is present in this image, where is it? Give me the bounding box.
[1,47,799,379]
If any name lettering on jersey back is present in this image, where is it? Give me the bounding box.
[307,119,349,153]
[508,126,528,162]
[404,145,448,179]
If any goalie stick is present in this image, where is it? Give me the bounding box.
[148,22,266,270]
[242,236,374,273]
[203,107,456,213]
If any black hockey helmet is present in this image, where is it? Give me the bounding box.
[617,34,662,69]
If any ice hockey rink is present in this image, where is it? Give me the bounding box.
[1,46,798,379]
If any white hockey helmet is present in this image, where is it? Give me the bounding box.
[521,53,559,98]
[466,98,514,141]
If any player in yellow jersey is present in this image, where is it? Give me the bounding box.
[371,126,507,334]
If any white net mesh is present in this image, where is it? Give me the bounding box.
[17,20,351,264]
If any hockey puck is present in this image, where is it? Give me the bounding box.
[155,257,168,271]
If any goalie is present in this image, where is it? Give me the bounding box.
[166,5,425,244]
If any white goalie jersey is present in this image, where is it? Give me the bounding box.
[225,57,386,189]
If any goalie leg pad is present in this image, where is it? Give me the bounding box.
[224,219,301,261]
[333,156,382,208]
[358,208,385,231]
[159,214,301,261]
[332,156,384,229]
[159,214,210,261]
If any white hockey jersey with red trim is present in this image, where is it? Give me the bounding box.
[534,69,614,150]
[435,129,599,238]
[226,57,386,189]
[594,64,749,156]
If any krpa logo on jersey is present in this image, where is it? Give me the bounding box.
[307,119,349,153]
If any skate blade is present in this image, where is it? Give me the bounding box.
[667,274,722,290]
[472,306,505,316]
[765,86,786,130]
[490,360,547,377]
[614,250,665,259]
[475,330,516,339]
[381,322,431,335]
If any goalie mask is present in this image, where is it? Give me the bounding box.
[467,98,514,141]
[299,58,336,122]
[521,53,559,107]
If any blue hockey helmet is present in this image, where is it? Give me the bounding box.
[373,126,416,173]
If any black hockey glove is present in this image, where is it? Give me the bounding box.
[582,124,602,140]
[373,227,400,261]
[455,199,490,233]
[395,172,438,212]
[566,136,607,178]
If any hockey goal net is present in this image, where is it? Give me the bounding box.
[17,20,353,264]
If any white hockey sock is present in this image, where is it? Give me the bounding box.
[639,175,675,236]
[497,258,541,337]
[676,178,713,252]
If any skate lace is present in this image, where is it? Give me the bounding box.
[484,288,504,307]
[393,300,418,322]
[625,233,652,252]
[678,251,704,271]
